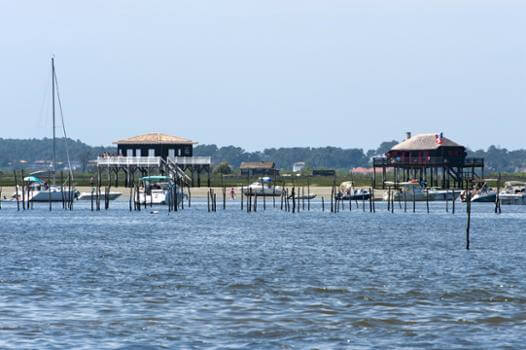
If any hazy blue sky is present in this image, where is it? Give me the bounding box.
[1,0,525,151]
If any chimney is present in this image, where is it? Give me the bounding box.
[406,132,411,140]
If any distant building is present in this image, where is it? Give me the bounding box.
[240,161,278,176]
[292,162,305,172]
[114,132,197,160]
[350,167,374,174]
[373,132,484,188]
[312,169,336,177]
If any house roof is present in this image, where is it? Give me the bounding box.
[390,133,463,152]
[240,161,275,169]
[113,132,197,145]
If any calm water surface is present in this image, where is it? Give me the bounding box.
[1,200,525,349]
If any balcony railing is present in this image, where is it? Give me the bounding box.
[373,157,484,167]
[171,156,211,165]
[97,156,161,167]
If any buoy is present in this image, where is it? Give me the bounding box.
[150,210,159,214]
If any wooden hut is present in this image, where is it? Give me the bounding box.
[97,132,212,187]
[240,162,278,176]
[373,132,484,189]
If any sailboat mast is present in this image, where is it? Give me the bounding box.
[51,57,56,185]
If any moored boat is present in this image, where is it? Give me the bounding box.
[499,181,526,205]
[337,181,370,200]
[242,177,283,196]
[460,182,497,203]
[384,180,460,201]
[138,176,184,205]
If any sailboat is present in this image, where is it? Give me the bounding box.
[26,58,78,202]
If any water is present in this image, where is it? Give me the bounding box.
[1,200,526,349]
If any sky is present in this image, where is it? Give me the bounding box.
[1,0,525,151]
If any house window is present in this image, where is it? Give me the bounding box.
[136,149,141,157]
[148,149,155,157]
[126,149,133,157]
[184,147,191,155]
[168,149,175,159]
[178,149,182,156]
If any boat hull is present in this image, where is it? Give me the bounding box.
[340,193,370,201]
[77,192,122,200]
[385,190,460,202]
[499,194,526,205]
[243,188,283,196]
[138,190,184,205]
[289,194,317,200]
[471,193,497,203]
[28,189,77,202]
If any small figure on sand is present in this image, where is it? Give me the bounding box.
[230,187,236,200]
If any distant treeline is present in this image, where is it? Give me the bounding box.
[0,138,114,171]
[1,138,526,172]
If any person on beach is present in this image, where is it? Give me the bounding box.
[230,187,236,200]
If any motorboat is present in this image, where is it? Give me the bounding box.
[242,177,283,196]
[13,173,78,202]
[499,181,526,205]
[384,179,460,201]
[137,176,184,205]
[337,181,370,200]
[460,182,497,203]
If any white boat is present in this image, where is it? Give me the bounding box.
[384,180,460,201]
[137,176,184,205]
[15,173,78,203]
[77,191,122,201]
[499,181,526,205]
[242,177,283,196]
[337,181,371,200]
[461,182,497,203]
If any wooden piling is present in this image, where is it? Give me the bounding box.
[14,170,20,211]
[21,170,27,210]
[128,186,132,211]
[322,196,325,212]
[207,189,210,212]
[331,185,334,213]
[452,189,456,214]
[495,172,502,214]
[412,185,416,213]
[446,189,449,212]
[91,178,95,211]
[241,185,244,210]
[387,186,391,212]
[307,178,311,211]
[292,187,296,213]
[426,188,429,213]
[466,190,471,250]
[302,186,305,211]
[390,187,394,213]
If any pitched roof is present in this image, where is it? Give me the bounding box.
[240,161,275,169]
[113,132,197,145]
[390,133,463,152]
